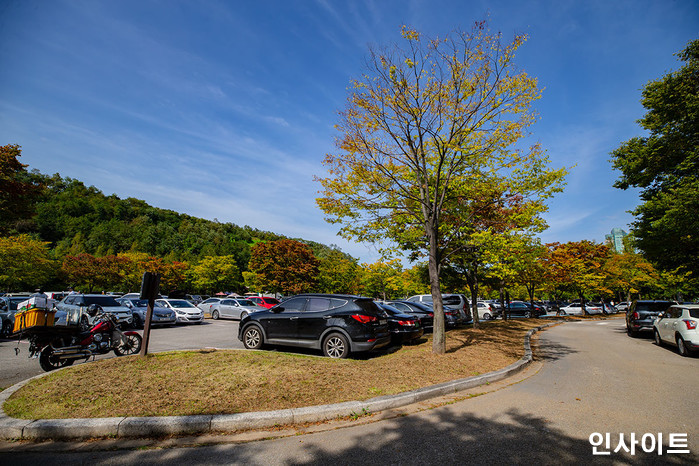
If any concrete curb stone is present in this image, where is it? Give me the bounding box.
[0,322,557,440]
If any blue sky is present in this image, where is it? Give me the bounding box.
[1,0,697,263]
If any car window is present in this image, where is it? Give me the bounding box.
[689,309,699,318]
[236,299,255,306]
[84,296,120,307]
[390,302,409,312]
[280,298,307,312]
[443,296,462,306]
[263,298,280,305]
[636,302,672,312]
[671,307,684,318]
[221,299,235,305]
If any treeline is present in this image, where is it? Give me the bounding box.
[0,144,352,292]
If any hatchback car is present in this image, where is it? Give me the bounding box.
[238,294,391,358]
[210,298,265,320]
[653,304,699,356]
[383,300,434,331]
[626,300,675,337]
[156,299,204,324]
[377,303,424,345]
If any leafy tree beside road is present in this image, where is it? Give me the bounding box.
[248,239,319,295]
[316,23,566,354]
[611,39,699,276]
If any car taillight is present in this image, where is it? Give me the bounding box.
[351,314,377,324]
[444,310,456,316]
[633,312,639,320]
[683,320,697,330]
[398,320,416,327]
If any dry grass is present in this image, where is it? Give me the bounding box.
[4,320,545,419]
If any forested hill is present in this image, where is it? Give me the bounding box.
[11,169,345,270]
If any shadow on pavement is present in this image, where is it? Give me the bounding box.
[4,407,695,465]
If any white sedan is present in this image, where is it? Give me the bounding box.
[558,302,603,316]
[156,299,204,324]
[653,304,699,356]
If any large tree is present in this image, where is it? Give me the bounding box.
[611,39,699,275]
[0,144,43,234]
[248,239,319,295]
[316,24,566,353]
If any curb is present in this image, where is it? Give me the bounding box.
[0,322,557,440]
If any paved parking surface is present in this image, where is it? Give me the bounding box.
[0,319,243,388]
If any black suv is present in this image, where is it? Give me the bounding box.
[626,300,675,337]
[237,294,391,358]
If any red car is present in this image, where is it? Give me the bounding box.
[247,296,280,309]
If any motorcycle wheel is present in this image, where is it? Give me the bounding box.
[114,333,142,356]
[39,347,72,372]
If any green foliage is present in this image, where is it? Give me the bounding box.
[248,239,320,295]
[188,256,243,294]
[611,39,699,275]
[0,235,55,291]
[0,145,43,234]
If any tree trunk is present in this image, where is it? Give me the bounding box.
[467,265,480,329]
[499,285,507,321]
[428,232,445,354]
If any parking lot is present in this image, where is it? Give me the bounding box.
[0,320,244,388]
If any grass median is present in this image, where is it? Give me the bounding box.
[4,319,550,419]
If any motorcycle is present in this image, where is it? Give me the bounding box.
[26,304,143,371]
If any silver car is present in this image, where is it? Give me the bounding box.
[156,299,204,324]
[210,298,265,320]
[56,294,133,330]
[116,298,176,328]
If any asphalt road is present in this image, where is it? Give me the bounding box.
[2,318,698,465]
[0,319,243,389]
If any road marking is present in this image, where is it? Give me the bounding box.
[597,322,609,325]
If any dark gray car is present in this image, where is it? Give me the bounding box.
[626,300,675,337]
[116,298,176,328]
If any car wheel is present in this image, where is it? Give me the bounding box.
[483,313,492,320]
[240,311,248,320]
[677,336,690,357]
[132,315,143,329]
[653,329,662,346]
[242,326,263,350]
[212,310,219,320]
[627,327,637,338]
[524,311,531,318]
[323,332,350,359]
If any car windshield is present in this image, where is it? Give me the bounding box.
[84,296,120,307]
[129,299,148,307]
[8,298,28,310]
[235,299,256,306]
[168,300,195,308]
[443,296,462,305]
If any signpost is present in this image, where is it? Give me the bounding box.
[139,272,160,357]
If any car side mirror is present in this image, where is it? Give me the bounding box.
[273,306,284,313]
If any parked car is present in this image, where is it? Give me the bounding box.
[653,304,699,356]
[377,303,424,345]
[56,294,133,330]
[601,302,618,315]
[559,302,603,316]
[197,297,223,314]
[156,299,204,324]
[210,298,265,320]
[615,302,630,312]
[116,297,176,328]
[238,294,391,358]
[406,294,469,326]
[185,294,204,305]
[247,296,281,309]
[502,301,541,318]
[473,301,496,320]
[0,295,31,337]
[383,300,434,331]
[626,300,675,337]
